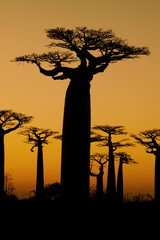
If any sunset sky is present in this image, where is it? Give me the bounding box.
[1,0,160,198]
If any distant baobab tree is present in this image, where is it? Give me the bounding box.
[93,125,133,201]
[20,127,58,198]
[132,129,160,202]
[90,153,107,201]
[13,27,150,201]
[0,110,33,199]
[116,152,137,202]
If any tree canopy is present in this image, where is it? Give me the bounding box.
[20,127,58,152]
[115,152,137,164]
[0,110,33,135]
[131,129,160,155]
[92,125,133,149]
[13,27,150,81]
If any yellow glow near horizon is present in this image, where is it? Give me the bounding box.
[0,0,160,198]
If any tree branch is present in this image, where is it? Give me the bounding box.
[92,62,109,75]
[4,122,21,134]
[30,144,37,152]
[89,171,98,177]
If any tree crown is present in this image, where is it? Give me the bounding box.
[20,126,58,152]
[115,152,137,164]
[92,125,134,150]
[90,153,108,176]
[131,129,160,155]
[13,27,150,81]
[93,125,128,135]
[90,153,108,165]
[0,110,33,135]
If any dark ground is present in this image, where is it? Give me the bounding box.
[1,197,160,218]
[0,198,158,237]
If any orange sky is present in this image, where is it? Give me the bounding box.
[0,0,160,198]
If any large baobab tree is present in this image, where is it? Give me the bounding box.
[0,110,33,199]
[13,27,150,201]
[90,153,107,201]
[132,129,160,201]
[116,152,137,202]
[93,125,133,201]
[20,127,58,198]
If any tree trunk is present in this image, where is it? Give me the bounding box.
[61,78,91,203]
[96,168,103,201]
[0,134,5,199]
[106,135,116,201]
[117,159,123,202]
[36,144,44,198]
[155,152,160,201]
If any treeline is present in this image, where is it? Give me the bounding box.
[90,126,160,202]
[0,109,159,203]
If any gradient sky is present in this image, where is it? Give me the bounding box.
[0,0,160,198]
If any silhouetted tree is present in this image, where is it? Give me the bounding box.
[20,127,58,198]
[13,27,149,202]
[93,125,133,201]
[4,172,15,197]
[116,152,137,202]
[0,110,33,199]
[90,153,107,201]
[132,129,160,201]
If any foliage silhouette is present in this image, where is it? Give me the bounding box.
[90,153,107,201]
[93,125,133,201]
[132,129,160,201]
[13,26,150,202]
[0,110,33,199]
[116,152,137,202]
[20,127,58,198]
[44,182,61,200]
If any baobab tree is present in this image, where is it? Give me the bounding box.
[0,110,32,199]
[20,127,58,198]
[132,129,160,201]
[116,152,137,202]
[90,153,107,201]
[93,125,133,201]
[13,27,150,201]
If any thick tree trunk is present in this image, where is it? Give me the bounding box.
[0,134,5,199]
[117,159,123,202]
[155,153,160,201]
[61,78,91,203]
[106,135,116,201]
[36,144,44,198]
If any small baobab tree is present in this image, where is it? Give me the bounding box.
[132,129,160,201]
[93,125,133,201]
[20,127,58,198]
[90,153,107,201]
[13,27,149,201]
[116,152,137,202]
[0,110,33,199]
